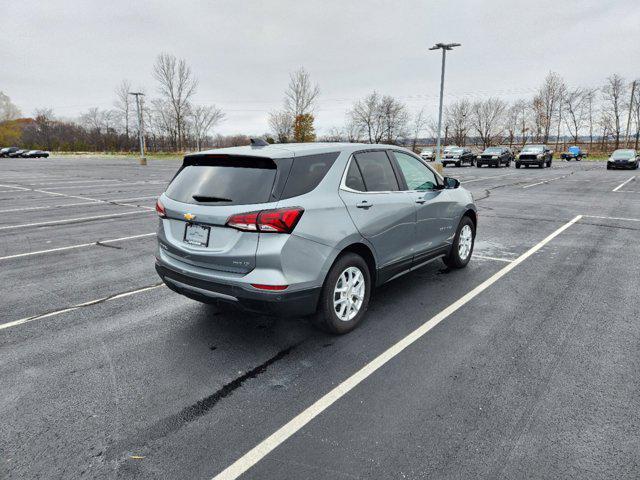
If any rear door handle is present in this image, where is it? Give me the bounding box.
[416,197,426,204]
[356,201,373,209]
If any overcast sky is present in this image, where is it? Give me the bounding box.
[2,0,639,135]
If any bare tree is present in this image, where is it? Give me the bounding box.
[284,67,320,118]
[191,105,225,151]
[444,99,472,146]
[349,92,384,143]
[348,92,408,144]
[344,118,362,142]
[471,98,507,148]
[379,95,409,144]
[563,87,587,143]
[633,85,640,150]
[601,74,627,149]
[0,91,22,121]
[504,101,523,147]
[268,110,294,143]
[410,107,429,151]
[534,72,565,143]
[114,80,132,138]
[584,88,598,149]
[153,53,198,150]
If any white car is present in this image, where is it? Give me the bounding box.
[420,147,435,161]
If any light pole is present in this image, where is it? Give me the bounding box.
[429,42,461,169]
[128,92,147,165]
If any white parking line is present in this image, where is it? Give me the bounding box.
[612,176,636,192]
[0,284,165,331]
[39,180,166,190]
[473,254,515,263]
[584,214,640,223]
[0,184,31,191]
[210,215,584,480]
[461,173,518,184]
[0,210,152,230]
[0,195,158,214]
[0,233,156,261]
[522,175,566,189]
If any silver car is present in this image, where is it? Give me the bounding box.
[155,142,477,334]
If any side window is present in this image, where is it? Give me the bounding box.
[393,152,438,191]
[281,152,339,199]
[354,151,399,192]
[345,158,366,191]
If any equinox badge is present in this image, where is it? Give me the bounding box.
[184,213,196,221]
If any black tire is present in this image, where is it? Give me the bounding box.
[525,164,529,168]
[314,252,372,335]
[456,161,461,167]
[506,161,511,168]
[516,162,521,169]
[539,161,545,168]
[546,160,552,167]
[607,164,612,170]
[476,163,482,168]
[443,216,475,269]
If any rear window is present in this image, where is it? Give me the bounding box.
[280,152,339,199]
[166,156,277,205]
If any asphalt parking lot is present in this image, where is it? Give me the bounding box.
[1,156,639,479]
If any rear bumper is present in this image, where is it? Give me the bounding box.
[155,262,321,317]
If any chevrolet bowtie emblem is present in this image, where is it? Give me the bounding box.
[184,213,196,221]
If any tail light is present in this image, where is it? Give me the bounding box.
[155,199,166,218]
[226,207,304,233]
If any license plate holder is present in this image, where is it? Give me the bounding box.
[184,223,210,247]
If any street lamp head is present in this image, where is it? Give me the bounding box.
[128,92,145,96]
[429,42,461,51]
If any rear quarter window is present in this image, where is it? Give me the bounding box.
[280,152,339,199]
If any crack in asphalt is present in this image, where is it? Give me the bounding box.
[95,241,123,250]
[106,342,301,461]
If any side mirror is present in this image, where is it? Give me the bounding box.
[443,177,460,189]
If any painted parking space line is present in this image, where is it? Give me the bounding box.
[473,254,515,263]
[461,173,519,184]
[583,214,640,223]
[210,215,584,480]
[0,232,156,261]
[521,175,567,189]
[0,210,153,231]
[612,176,636,192]
[37,180,167,191]
[0,195,158,214]
[0,284,165,331]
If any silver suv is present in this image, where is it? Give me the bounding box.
[155,142,477,334]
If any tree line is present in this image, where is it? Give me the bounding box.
[1,61,639,153]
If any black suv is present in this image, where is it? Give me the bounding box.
[442,147,475,167]
[476,146,513,168]
[515,145,553,168]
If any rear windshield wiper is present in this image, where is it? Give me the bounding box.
[192,195,232,203]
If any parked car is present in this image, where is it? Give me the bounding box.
[607,149,639,170]
[23,150,50,158]
[476,146,513,168]
[561,145,587,161]
[442,147,475,167]
[0,147,20,157]
[443,145,458,155]
[515,145,553,168]
[420,147,436,161]
[154,142,477,334]
[7,149,28,158]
